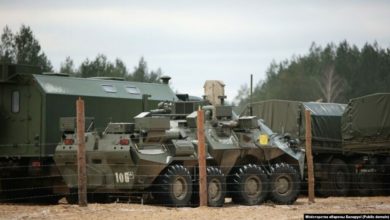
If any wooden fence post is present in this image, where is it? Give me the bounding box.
[305,109,315,203]
[197,109,207,207]
[77,97,87,207]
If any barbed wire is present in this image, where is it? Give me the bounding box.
[0,137,389,206]
[0,161,389,205]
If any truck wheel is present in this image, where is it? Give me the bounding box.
[230,164,268,205]
[154,164,192,207]
[315,180,330,197]
[329,159,350,196]
[351,172,373,196]
[350,160,373,196]
[269,163,300,204]
[206,167,226,207]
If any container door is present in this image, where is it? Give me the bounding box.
[27,85,42,156]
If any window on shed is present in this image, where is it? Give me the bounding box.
[11,91,20,113]
[101,85,117,93]
[125,86,140,95]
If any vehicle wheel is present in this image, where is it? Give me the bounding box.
[329,159,350,196]
[191,167,226,207]
[90,193,112,203]
[351,171,373,196]
[65,188,78,204]
[269,163,300,205]
[230,164,268,205]
[154,164,192,207]
[315,179,330,198]
[206,167,226,207]
[350,160,373,196]
[34,194,61,204]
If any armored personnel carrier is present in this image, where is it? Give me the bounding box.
[54,102,305,206]
[54,112,226,207]
[185,105,304,205]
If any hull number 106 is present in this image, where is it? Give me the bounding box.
[114,171,134,183]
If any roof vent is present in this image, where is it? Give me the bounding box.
[42,72,70,77]
[89,77,125,81]
[160,75,171,84]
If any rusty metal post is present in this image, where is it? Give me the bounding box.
[197,109,207,206]
[76,97,87,207]
[305,109,315,203]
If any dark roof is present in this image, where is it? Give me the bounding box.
[33,74,178,101]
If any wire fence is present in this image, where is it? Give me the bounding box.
[0,161,389,206]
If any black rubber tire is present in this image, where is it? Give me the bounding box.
[269,163,300,205]
[230,164,269,206]
[315,179,331,198]
[154,164,192,207]
[350,160,373,196]
[351,171,373,196]
[65,188,78,204]
[329,159,350,196]
[206,167,226,207]
[191,167,226,207]
[90,193,112,203]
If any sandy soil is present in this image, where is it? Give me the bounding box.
[0,197,389,220]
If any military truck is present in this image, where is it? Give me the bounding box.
[54,102,305,206]
[243,94,390,196]
[341,93,390,195]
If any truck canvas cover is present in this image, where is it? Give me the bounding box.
[342,93,390,153]
[244,100,346,151]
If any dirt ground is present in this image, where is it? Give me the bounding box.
[0,197,389,220]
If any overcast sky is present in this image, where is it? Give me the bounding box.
[1,0,389,102]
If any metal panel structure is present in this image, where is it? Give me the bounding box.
[0,65,178,158]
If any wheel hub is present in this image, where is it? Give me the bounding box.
[245,176,261,196]
[275,176,291,195]
[173,176,187,200]
[208,179,222,200]
[335,170,346,189]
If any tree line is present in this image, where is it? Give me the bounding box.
[2,25,389,100]
[235,41,390,106]
[0,25,162,83]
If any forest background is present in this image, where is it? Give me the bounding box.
[1,25,390,106]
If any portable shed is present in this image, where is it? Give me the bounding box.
[0,64,177,157]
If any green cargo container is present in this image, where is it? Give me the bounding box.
[342,93,390,153]
[0,64,178,158]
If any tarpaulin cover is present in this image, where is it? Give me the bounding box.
[248,100,301,137]
[342,93,390,153]
[303,102,346,142]
[245,100,346,144]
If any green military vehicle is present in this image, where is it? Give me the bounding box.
[244,94,390,197]
[54,110,226,207]
[54,102,305,206]
[186,105,304,205]
[341,93,390,195]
